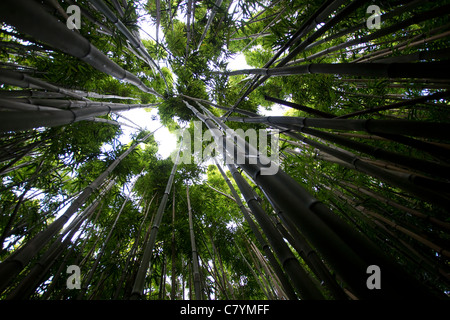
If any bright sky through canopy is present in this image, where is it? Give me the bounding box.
[116,3,254,159]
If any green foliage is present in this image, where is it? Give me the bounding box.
[1,0,449,301]
[158,96,193,126]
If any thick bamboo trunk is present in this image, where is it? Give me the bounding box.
[0,69,89,101]
[0,0,163,98]
[0,90,65,99]
[226,162,324,299]
[227,115,450,177]
[220,61,450,80]
[268,207,348,300]
[0,98,155,132]
[186,100,441,299]
[214,159,298,300]
[7,98,155,110]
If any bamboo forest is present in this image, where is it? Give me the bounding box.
[0,0,450,301]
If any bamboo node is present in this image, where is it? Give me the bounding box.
[68,108,77,124]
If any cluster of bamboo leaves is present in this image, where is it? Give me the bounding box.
[0,0,449,300]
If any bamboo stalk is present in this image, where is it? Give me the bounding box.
[298,0,426,55]
[41,207,99,300]
[242,237,275,299]
[77,174,141,299]
[249,240,280,299]
[340,181,450,232]
[196,0,224,51]
[0,99,156,132]
[227,115,450,178]
[230,0,365,111]
[228,158,324,299]
[185,0,192,55]
[113,194,155,299]
[327,187,450,284]
[0,131,155,293]
[292,130,450,209]
[237,7,284,54]
[355,29,450,64]
[188,102,325,299]
[6,195,102,300]
[171,186,176,299]
[226,0,347,112]
[187,100,442,299]
[0,189,29,249]
[235,239,271,299]
[218,61,450,80]
[268,206,349,300]
[0,0,163,98]
[88,0,169,93]
[264,95,335,118]
[214,159,298,300]
[186,184,202,300]
[0,69,90,101]
[305,5,450,65]
[130,139,183,299]
[180,94,257,117]
[348,197,450,259]
[336,91,450,119]
[65,0,114,35]
[230,32,271,41]
[228,9,450,113]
